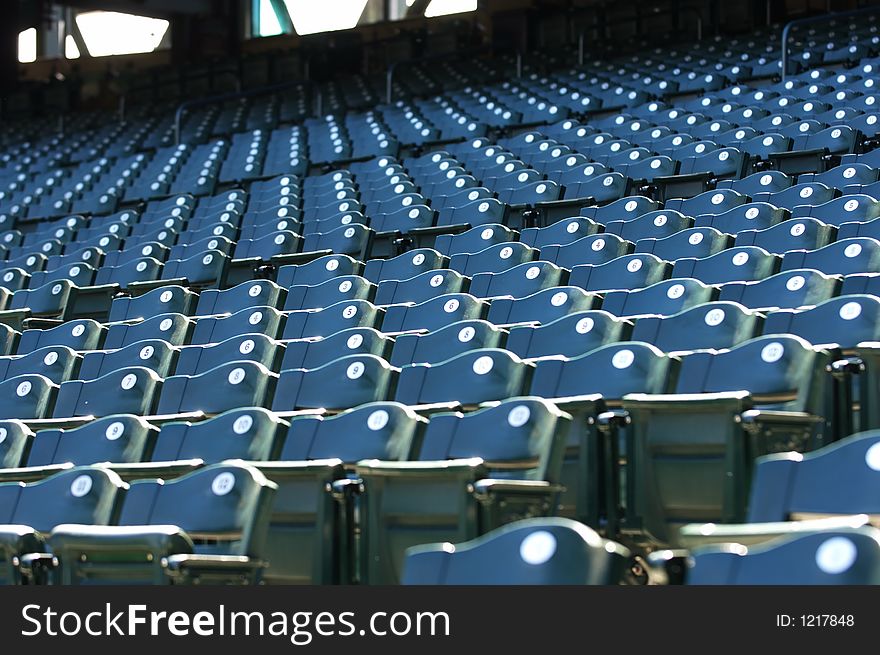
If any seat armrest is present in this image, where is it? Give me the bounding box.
[164,553,266,584]
[678,514,872,549]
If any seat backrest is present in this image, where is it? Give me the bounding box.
[362,248,447,283]
[109,285,197,322]
[418,397,571,482]
[272,353,398,411]
[402,517,630,584]
[687,528,880,584]
[282,299,383,340]
[0,374,58,420]
[29,414,158,468]
[601,278,717,318]
[529,341,674,401]
[395,348,532,406]
[152,407,286,464]
[762,294,880,349]
[196,279,285,316]
[11,466,127,532]
[119,463,276,557]
[390,319,505,367]
[675,334,827,412]
[103,313,193,349]
[381,293,487,333]
[632,301,761,352]
[275,254,362,288]
[0,420,34,469]
[782,237,880,276]
[54,367,161,418]
[280,401,426,461]
[157,360,274,415]
[748,430,880,522]
[487,286,600,326]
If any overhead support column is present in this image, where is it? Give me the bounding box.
[0,1,21,96]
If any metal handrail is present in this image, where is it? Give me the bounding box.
[781,3,879,81]
[173,78,318,145]
[385,45,522,104]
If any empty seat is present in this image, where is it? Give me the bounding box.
[256,401,427,583]
[681,527,880,584]
[144,406,285,475]
[678,429,880,549]
[395,348,532,407]
[519,217,599,248]
[5,415,158,482]
[505,310,631,360]
[280,327,393,371]
[275,254,362,288]
[356,396,571,583]
[273,353,398,411]
[543,233,633,269]
[636,227,731,261]
[196,279,286,316]
[0,467,127,584]
[694,202,788,233]
[381,293,487,333]
[402,517,630,585]
[109,285,198,322]
[78,338,178,380]
[720,268,840,310]
[54,367,161,418]
[49,463,277,584]
[604,210,691,243]
[284,275,375,311]
[16,319,105,355]
[623,334,834,546]
[190,306,284,344]
[363,248,447,284]
[104,313,194,349]
[449,242,539,277]
[632,301,762,352]
[0,345,80,385]
[734,217,835,254]
[157,360,276,415]
[282,300,383,340]
[570,254,670,293]
[390,319,506,367]
[672,246,780,285]
[601,278,718,317]
[469,261,566,299]
[782,238,880,276]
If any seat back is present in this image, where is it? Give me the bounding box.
[152,407,286,464]
[687,528,880,584]
[402,517,630,584]
[119,463,276,558]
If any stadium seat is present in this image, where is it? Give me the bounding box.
[49,463,277,584]
[402,517,631,584]
[622,334,835,546]
[356,397,571,583]
[0,467,127,584]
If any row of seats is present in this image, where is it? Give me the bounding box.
[3,9,880,586]
[5,417,880,585]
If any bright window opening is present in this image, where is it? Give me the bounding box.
[76,11,169,57]
[257,0,284,37]
[65,35,81,59]
[408,0,478,17]
[18,28,37,63]
[283,0,369,35]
